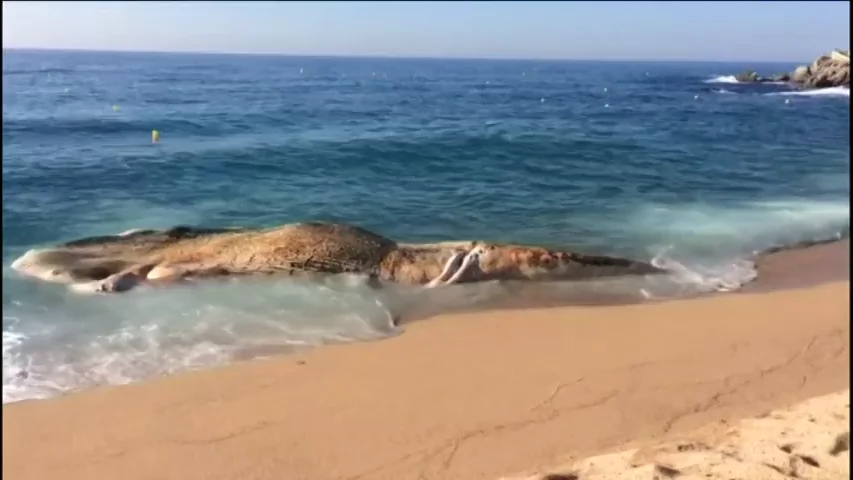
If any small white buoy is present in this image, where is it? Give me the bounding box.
[113,104,120,111]
[63,88,70,93]
[485,80,490,85]
[785,98,790,104]
[540,98,545,103]
[694,95,699,100]
[522,72,526,76]
[604,103,610,108]
[604,87,608,92]
[299,68,304,74]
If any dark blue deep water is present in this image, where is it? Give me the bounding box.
[2,49,849,402]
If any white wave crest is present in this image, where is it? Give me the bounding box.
[766,86,850,97]
[649,250,757,295]
[714,88,737,95]
[704,75,739,84]
[619,198,849,297]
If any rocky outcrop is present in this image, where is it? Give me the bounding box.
[735,49,850,89]
[798,50,850,88]
[735,70,790,83]
[792,65,811,83]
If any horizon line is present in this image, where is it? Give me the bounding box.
[1,46,812,65]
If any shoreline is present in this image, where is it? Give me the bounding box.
[4,278,849,480]
[1,236,848,404]
[399,237,850,323]
[744,237,849,293]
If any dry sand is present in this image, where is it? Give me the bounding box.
[3,276,849,480]
[510,389,850,480]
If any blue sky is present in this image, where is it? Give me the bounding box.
[3,1,849,61]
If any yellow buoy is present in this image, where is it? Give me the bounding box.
[113,105,120,111]
[152,130,160,143]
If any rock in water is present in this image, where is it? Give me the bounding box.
[793,49,849,89]
[792,65,811,83]
[737,50,849,90]
[736,70,760,83]
[805,62,850,88]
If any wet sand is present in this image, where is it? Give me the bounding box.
[3,265,849,480]
[747,238,849,292]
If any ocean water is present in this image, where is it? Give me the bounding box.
[2,49,849,403]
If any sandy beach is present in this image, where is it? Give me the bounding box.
[3,242,850,480]
[2,12,850,480]
[511,389,850,480]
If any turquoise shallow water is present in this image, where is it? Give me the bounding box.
[2,49,849,402]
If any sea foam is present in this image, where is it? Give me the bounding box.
[766,86,850,97]
[704,75,740,84]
